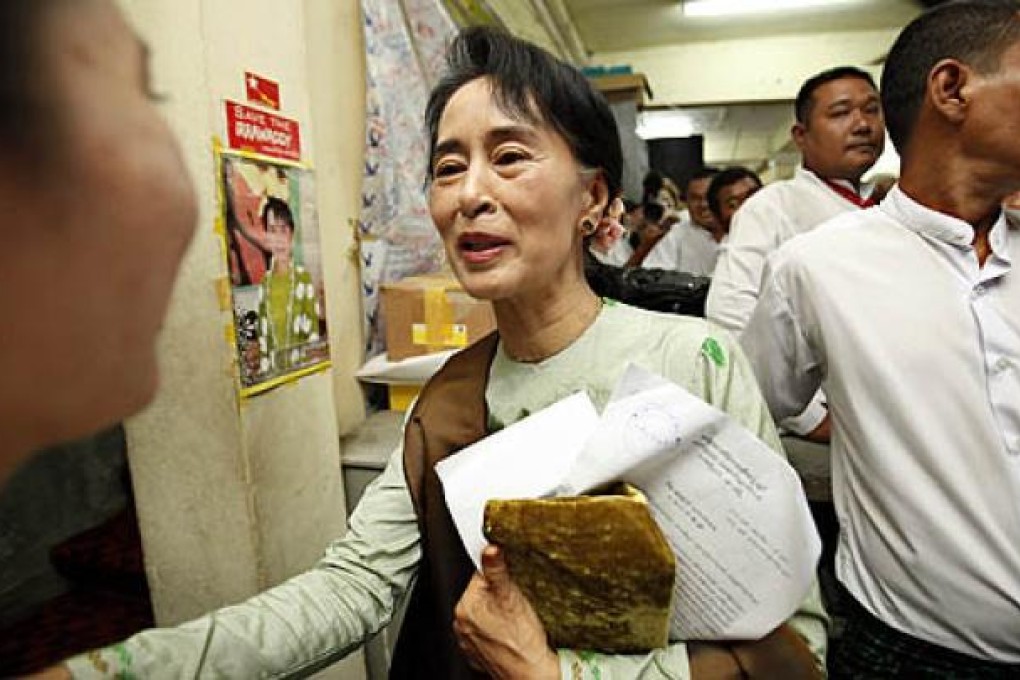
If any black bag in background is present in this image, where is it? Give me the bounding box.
[584,253,710,317]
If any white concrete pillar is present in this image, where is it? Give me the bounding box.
[114,0,368,676]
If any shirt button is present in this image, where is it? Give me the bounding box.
[995,357,1011,374]
[972,284,987,298]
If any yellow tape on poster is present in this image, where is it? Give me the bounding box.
[240,361,333,399]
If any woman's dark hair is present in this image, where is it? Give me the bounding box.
[425,27,623,209]
[882,0,1020,154]
[262,197,295,232]
[0,0,58,162]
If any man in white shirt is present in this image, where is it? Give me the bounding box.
[708,65,884,441]
[644,167,721,275]
[742,2,1020,676]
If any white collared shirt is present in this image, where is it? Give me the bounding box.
[708,166,871,333]
[709,166,873,433]
[643,216,720,276]
[742,185,1020,661]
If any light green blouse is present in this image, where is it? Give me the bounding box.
[67,301,826,679]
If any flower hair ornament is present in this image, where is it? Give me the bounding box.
[591,196,626,254]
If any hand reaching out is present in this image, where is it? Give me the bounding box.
[453,545,560,679]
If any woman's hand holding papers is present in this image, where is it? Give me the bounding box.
[453,545,561,679]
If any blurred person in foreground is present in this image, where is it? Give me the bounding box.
[43,26,825,680]
[0,0,196,487]
[743,1,1020,675]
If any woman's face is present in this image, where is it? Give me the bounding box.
[265,210,294,264]
[428,78,602,304]
[0,0,196,453]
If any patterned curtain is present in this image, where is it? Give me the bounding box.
[440,0,501,27]
[359,0,457,357]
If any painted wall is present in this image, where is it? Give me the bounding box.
[115,0,367,676]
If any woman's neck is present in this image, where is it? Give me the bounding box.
[494,286,602,363]
[272,256,292,274]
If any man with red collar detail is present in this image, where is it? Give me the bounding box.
[707,65,884,443]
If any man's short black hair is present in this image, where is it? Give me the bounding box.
[707,166,763,220]
[882,0,1020,154]
[684,166,720,199]
[641,201,665,224]
[642,170,665,197]
[795,66,877,125]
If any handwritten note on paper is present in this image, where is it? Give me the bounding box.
[437,364,820,640]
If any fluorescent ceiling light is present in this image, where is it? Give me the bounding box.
[636,111,696,140]
[683,0,865,18]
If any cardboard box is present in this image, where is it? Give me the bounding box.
[381,273,496,361]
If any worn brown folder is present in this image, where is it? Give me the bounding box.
[483,483,675,653]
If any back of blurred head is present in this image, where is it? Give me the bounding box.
[0,0,196,481]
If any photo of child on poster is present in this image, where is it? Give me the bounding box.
[220,151,329,392]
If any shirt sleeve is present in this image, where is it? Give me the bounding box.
[642,225,682,270]
[558,644,692,679]
[740,257,824,423]
[66,446,421,680]
[779,391,828,436]
[706,198,786,333]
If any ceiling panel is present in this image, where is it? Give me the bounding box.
[564,0,922,53]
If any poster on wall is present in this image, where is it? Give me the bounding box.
[217,147,330,396]
[225,100,301,162]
